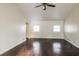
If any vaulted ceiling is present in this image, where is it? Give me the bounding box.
[17,3,75,21]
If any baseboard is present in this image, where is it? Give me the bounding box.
[65,39,79,49]
[1,40,26,56]
[30,38,64,40]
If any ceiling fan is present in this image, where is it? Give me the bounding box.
[35,3,56,10]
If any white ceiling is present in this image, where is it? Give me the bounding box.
[17,3,75,21]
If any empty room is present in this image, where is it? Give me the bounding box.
[0,3,79,56]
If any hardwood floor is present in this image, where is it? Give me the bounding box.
[16,38,79,56]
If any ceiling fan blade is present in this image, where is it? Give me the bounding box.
[35,5,42,8]
[43,5,46,10]
[47,4,56,7]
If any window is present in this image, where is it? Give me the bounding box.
[53,25,60,32]
[33,25,40,32]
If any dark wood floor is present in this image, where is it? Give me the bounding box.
[15,38,79,56]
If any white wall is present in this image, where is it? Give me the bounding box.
[65,4,79,48]
[29,20,64,39]
[0,4,26,55]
